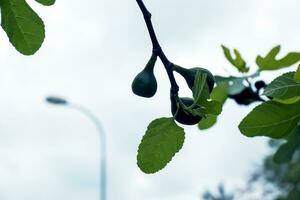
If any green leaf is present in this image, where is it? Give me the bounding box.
[198,83,228,130]
[200,100,222,115]
[0,0,45,55]
[215,75,246,95]
[221,45,249,73]
[189,100,221,117]
[192,70,208,105]
[263,72,300,100]
[194,75,222,115]
[274,96,300,104]
[35,0,55,6]
[294,65,300,83]
[210,83,229,104]
[239,100,300,138]
[137,117,185,174]
[256,45,300,70]
[189,71,223,117]
[274,126,300,164]
[198,115,217,130]
[188,108,206,118]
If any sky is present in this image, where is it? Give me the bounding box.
[0,0,300,200]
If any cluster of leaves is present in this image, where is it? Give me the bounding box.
[0,0,55,55]
[196,45,300,167]
[212,44,300,166]
[200,45,300,131]
[134,44,300,174]
[232,46,300,165]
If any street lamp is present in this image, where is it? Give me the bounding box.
[45,96,107,200]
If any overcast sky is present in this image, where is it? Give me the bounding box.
[0,0,300,199]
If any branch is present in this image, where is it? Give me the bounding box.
[136,0,179,94]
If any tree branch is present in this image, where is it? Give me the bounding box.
[136,0,179,94]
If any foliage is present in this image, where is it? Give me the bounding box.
[35,0,55,6]
[0,0,55,55]
[214,76,246,96]
[203,139,300,200]
[198,83,228,130]
[202,184,234,200]
[221,45,249,73]
[294,65,300,82]
[239,101,300,138]
[238,68,300,140]
[267,149,300,200]
[274,126,300,164]
[249,139,300,200]
[256,46,300,71]
[132,0,300,173]
[263,72,300,100]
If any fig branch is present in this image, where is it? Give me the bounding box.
[133,3,295,174]
[133,1,215,126]
[136,0,179,94]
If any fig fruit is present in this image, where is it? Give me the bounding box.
[171,95,202,125]
[173,65,215,92]
[132,55,158,98]
[254,80,266,91]
[229,87,263,105]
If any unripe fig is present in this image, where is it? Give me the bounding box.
[229,87,263,105]
[132,55,158,98]
[173,65,215,92]
[171,95,202,125]
[254,80,266,91]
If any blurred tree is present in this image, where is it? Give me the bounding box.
[202,184,234,200]
[246,140,300,200]
[202,140,300,200]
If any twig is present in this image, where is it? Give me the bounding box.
[136,0,179,95]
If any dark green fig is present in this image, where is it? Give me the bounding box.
[132,55,158,98]
[254,80,266,91]
[171,95,202,125]
[229,87,263,105]
[173,65,215,92]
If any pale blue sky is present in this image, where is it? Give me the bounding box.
[0,0,299,199]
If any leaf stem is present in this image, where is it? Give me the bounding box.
[136,0,179,95]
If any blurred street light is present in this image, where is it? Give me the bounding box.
[45,96,107,200]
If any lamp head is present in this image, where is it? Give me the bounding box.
[46,96,68,105]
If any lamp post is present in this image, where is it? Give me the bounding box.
[45,96,107,200]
